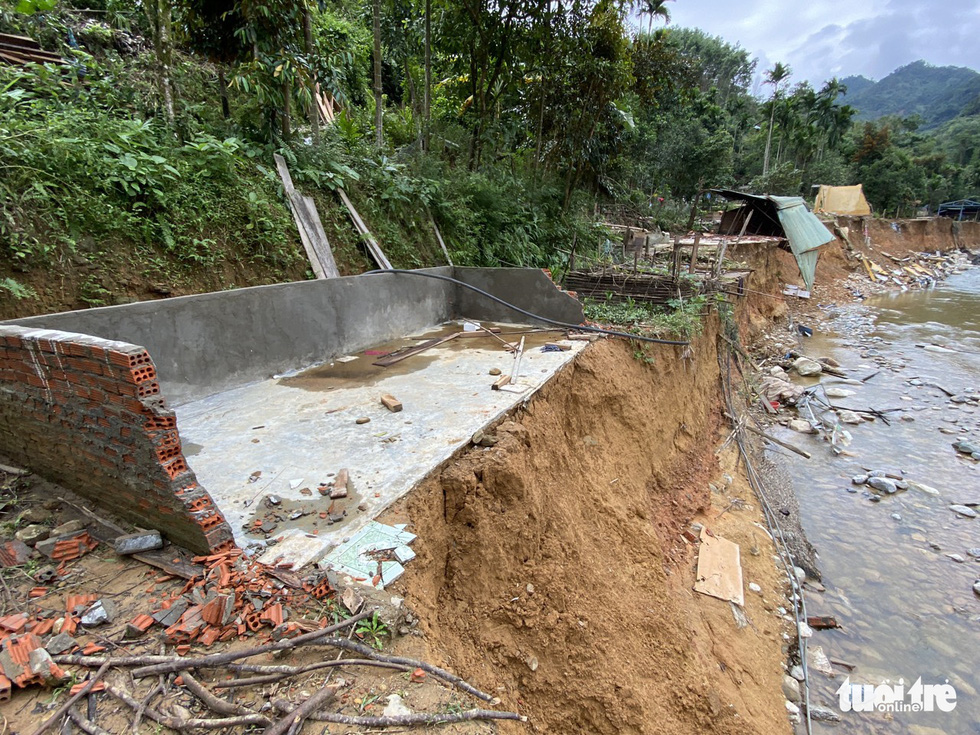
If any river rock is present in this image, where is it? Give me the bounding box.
[974,581,980,597]
[946,553,965,563]
[949,505,977,518]
[788,419,815,434]
[809,706,841,722]
[817,356,841,368]
[967,548,980,559]
[908,480,940,496]
[952,439,980,458]
[868,477,898,494]
[793,357,823,377]
[838,410,863,424]
[789,665,805,681]
[825,387,855,398]
[782,674,801,703]
[852,474,868,485]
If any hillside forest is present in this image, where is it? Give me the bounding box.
[1,0,978,311]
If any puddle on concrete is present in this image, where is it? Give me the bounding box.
[770,269,980,734]
[279,322,567,391]
[182,441,203,457]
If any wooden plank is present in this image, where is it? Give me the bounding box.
[694,528,744,606]
[491,375,511,390]
[428,209,453,266]
[273,153,296,196]
[380,394,403,412]
[0,33,41,50]
[372,333,458,367]
[299,195,340,278]
[336,188,393,270]
[131,548,203,581]
[274,154,325,280]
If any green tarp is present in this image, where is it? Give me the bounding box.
[712,190,833,291]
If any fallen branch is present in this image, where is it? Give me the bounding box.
[68,706,113,735]
[262,683,340,735]
[132,681,163,734]
[106,684,271,731]
[722,413,811,460]
[309,637,498,703]
[179,672,253,716]
[215,659,409,689]
[53,655,172,668]
[31,661,110,735]
[130,610,373,678]
[272,703,526,728]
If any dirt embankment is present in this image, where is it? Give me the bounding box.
[387,327,791,735]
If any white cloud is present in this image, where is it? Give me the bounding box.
[664,0,980,88]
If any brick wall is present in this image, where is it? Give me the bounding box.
[0,326,233,554]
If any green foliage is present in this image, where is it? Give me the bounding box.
[582,294,707,340]
[0,53,297,272]
[355,613,389,651]
[0,277,35,300]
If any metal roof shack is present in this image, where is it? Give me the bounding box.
[712,189,833,291]
[936,199,980,221]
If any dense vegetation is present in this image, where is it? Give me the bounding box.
[0,0,977,309]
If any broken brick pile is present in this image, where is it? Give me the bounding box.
[138,548,335,653]
[0,326,233,553]
[0,544,339,700]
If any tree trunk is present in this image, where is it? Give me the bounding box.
[373,0,383,147]
[145,0,176,130]
[281,80,291,137]
[423,0,431,151]
[404,58,421,140]
[217,68,230,119]
[303,4,320,143]
[763,101,776,178]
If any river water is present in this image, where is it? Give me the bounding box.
[771,268,980,734]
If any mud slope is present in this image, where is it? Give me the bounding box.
[398,332,788,735]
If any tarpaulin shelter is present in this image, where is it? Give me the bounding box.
[713,189,833,291]
[813,185,872,216]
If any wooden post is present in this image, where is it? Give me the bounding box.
[715,210,753,278]
[688,231,702,274]
[671,234,682,281]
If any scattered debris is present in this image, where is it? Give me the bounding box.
[322,522,416,590]
[380,394,403,412]
[113,530,164,555]
[694,528,744,606]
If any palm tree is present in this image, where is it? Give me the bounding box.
[637,0,673,34]
[762,61,791,177]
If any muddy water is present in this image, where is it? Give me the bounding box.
[772,269,980,734]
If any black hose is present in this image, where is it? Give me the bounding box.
[362,269,691,346]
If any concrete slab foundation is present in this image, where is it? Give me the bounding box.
[176,322,584,568]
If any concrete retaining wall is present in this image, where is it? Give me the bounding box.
[452,267,584,326]
[7,268,456,405]
[6,267,582,404]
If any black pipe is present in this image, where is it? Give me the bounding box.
[362,269,691,346]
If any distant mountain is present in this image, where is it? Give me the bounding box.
[840,61,980,128]
[839,75,874,97]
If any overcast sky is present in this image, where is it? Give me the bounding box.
[659,0,980,91]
